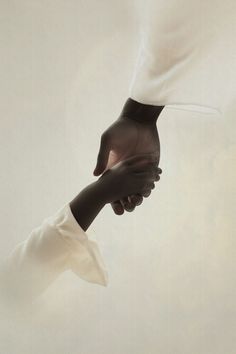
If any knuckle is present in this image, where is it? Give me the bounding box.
[143,190,151,197]
[141,191,148,197]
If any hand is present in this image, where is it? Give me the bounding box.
[96,154,161,204]
[94,115,161,214]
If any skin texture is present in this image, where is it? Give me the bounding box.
[70,154,161,231]
[93,98,164,215]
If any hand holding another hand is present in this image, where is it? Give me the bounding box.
[96,154,161,206]
[93,99,164,214]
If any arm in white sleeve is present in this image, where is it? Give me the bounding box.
[0,204,108,305]
[129,0,234,114]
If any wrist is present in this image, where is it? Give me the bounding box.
[69,181,106,231]
[120,98,164,124]
[89,180,108,207]
[94,176,113,205]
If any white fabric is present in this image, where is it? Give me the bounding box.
[129,0,236,114]
[0,204,108,304]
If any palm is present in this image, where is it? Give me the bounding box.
[104,118,160,171]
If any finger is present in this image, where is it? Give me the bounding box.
[129,194,143,206]
[142,189,152,198]
[111,200,124,215]
[132,161,161,175]
[145,181,155,190]
[133,164,162,179]
[124,153,158,167]
[146,165,161,178]
[132,164,157,175]
[147,165,161,180]
[120,197,136,212]
[155,166,162,178]
[153,166,162,175]
[152,167,161,181]
[93,136,110,176]
[134,169,157,181]
[141,181,155,197]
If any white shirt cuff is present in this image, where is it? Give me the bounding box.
[54,204,108,287]
[0,204,108,304]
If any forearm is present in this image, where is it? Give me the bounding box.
[69,181,106,232]
[120,98,164,124]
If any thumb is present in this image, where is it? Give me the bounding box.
[93,137,110,176]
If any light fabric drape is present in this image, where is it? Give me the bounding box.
[0,204,107,304]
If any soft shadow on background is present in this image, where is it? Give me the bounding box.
[0,1,235,354]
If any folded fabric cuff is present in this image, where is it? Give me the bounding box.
[53,204,108,287]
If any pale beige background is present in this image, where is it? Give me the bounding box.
[0,1,235,354]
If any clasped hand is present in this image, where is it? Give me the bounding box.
[97,154,161,205]
[94,113,161,214]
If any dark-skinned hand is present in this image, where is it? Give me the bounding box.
[94,115,161,214]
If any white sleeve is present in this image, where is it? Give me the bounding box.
[0,204,108,304]
[129,0,234,115]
